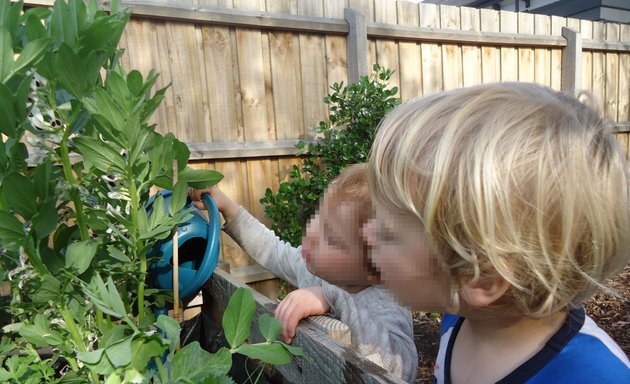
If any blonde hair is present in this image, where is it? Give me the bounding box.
[321,163,372,239]
[368,82,630,318]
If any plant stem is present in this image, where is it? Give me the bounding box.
[154,356,167,383]
[96,308,103,328]
[66,356,80,372]
[122,315,140,334]
[59,306,86,353]
[128,167,145,325]
[254,363,265,384]
[21,240,47,276]
[59,305,100,381]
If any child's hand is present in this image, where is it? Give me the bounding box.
[189,186,240,222]
[274,286,331,344]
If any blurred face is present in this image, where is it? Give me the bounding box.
[301,202,377,289]
[363,204,452,311]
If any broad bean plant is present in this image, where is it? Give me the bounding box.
[0,1,302,382]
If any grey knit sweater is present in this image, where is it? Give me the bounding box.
[223,207,418,382]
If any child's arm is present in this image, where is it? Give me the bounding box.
[190,187,321,288]
[321,284,418,383]
[190,186,240,221]
[273,286,331,344]
[274,282,417,382]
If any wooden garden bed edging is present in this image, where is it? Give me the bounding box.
[202,268,406,384]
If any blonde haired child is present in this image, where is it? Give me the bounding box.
[192,164,418,382]
[364,82,630,383]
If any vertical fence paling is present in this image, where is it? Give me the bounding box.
[562,27,583,95]
[345,7,368,84]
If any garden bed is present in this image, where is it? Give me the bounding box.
[202,268,406,384]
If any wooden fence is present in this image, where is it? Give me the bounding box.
[28,0,630,269]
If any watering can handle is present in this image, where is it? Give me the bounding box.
[183,192,221,292]
[200,192,221,245]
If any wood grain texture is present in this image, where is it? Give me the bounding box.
[534,14,551,87]
[460,6,481,87]
[204,268,405,383]
[419,3,442,95]
[480,8,500,84]
[397,1,422,99]
[440,5,462,91]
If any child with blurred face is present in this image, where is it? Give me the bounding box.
[191,164,418,382]
[365,82,630,383]
[300,164,380,290]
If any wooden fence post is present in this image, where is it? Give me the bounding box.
[561,27,582,95]
[345,7,368,84]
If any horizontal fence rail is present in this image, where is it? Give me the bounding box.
[25,1,630,51]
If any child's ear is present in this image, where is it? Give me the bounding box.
[460,275,511,308]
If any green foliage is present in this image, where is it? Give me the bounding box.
[261,64,400,246]
[0,1,302,383]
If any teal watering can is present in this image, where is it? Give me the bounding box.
[147,190,220,300]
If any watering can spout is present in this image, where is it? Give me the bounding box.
[147,191,221,300]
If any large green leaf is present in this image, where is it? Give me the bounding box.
[73,136,125,173]
[0,0,21,38]
[104,335,133,367]
[126,70,143,96]
[77,348,105,365]
[173,138,190,170]
[258,313,281,342]
[147,194,168,232]
[18,314,64,347]
[65,239,98,275]
[234,342,292,365]
[107,246,130,262]
[168,180,188,217]
[86,113,126,148]
[13,75,31,122]
[4,37,52,82]
[172,342,232,382]
[7,141,28,173]
[32,159,52,200]
[106,275,127,317]
[54,43,87,97]
[50,0,76,47]
[128,334,167,371]
[32,274,61,303]
[0,27,13,84]
[105,70,132,113]
[141,85,168,123]
[94,88,125,132]
[53,223,77,251]
[0,211,25,243]
[78,17,125,56]
[2,172,37,219]
[222,287,255,349]
[127,128,152,166]
[278,341,308,360]
[83,274,127,319]
[180,167,224,189]
[155,315,180,353]
[32,199,58,240]
[0,83,17,138]
[23,12,48,41]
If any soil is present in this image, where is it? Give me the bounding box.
[412,265,630,383]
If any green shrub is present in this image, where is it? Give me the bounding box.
[261,65,400,246]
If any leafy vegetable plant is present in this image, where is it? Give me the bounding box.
[261,64,400,246]
[0,0,303,382]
